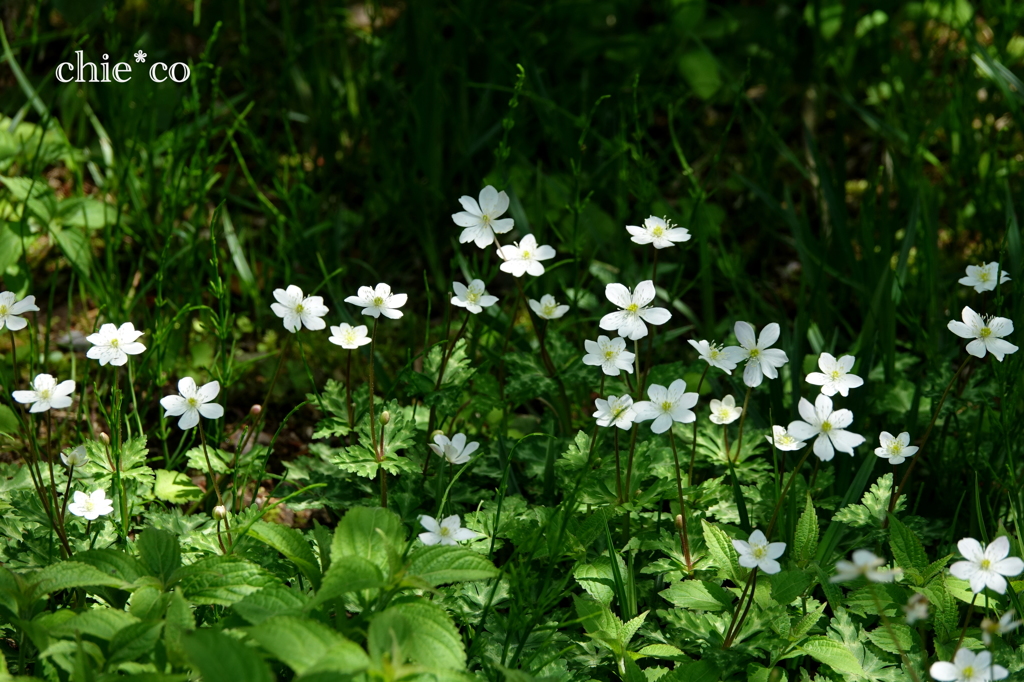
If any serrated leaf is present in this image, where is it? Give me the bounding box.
[888,514,929,580]
[30,561,130,600]
[659,580,733,611]
[153,469,203,503]
[48,608,138,640]
[107,621,163,664]
[174,556,278,606]
[574,556,624,606]
[368,600,465,671]
[797,636,866,676]
[405,545,499,586]
[136,528,181,585]
[770,570,813,605]
[791,599,826,639]
[834,473,904,528]
[74,549,147,584]
[701,520,741,583]
[866,623,913,655]
[308,555,385,610]
[247,521,321,590]
[248,615,369,675]
[331,506,405,574]
[183,628,273,682]
[794,495,819,562]
[232,585,308,624]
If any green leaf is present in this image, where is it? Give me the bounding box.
[834,473,903,528]
[574,556,624,606]
[0,404,19,436]
[107,621,163,664]
[182,629,274,682]
[701,520,741,583]
[48,226,92,276]
[73,549,147,584]
[308,555,385,610]
[56,197,116,230]
[247,521,321,590]
[678,50,721,100]
[770,570,813,605]
[30,561,130,600]
[331,506,405,574]
[248,615,369,675]
[406,545,499,587]
[153,469,203,503]
[174,556,279,606]
[661,659,720,682]
[48,608,138,640]
[659,580,733,611]
[866,623,913,655]
[797,636,866,677]
[888,513,929,579]
[368,600,466,671]
[136,528,181,585]
[794,495,819,563]
[232,586,308,624]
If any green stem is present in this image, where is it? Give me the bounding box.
[870,583,922,682]
[766,448,814,538]
[689,365,710,484]
[368,318,380,457]
[296,333,325,412]
[733,387,752,464]
[126,359,144,437]
[669,429,693,571]
[613,428,623,504]
[199,421,232,550]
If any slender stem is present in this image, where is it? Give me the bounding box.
[634,339,645,397]
[60,464,75,522]
[296,333,325,411]
[126,359,144,437]
[45,412,61,525]
[624,427,639,501]
[722,424,730,463]
[424,301,457,477]
[689,365,710,484]
[198,421,231,548]
[368,318,380,457]
[957,593,978,650]
[669,429,692,571]
[723,567,758,647]
[726,568,760,648]
[870,583,922,682]
[889,355,971,515]
[733,387,752,463]
[345,350,354,427]
[613,428,623,504]
[766,448,814,538]
[236,339,290,463]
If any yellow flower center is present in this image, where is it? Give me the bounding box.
[821,421,832,433]
[439,526,451,537]
[604,350,615,360]
[467,292,480,303]
[0,305,7,315]
[752,546,767,559]
[979,270,991,282]
[612,406,627,420]
[344,331,357,344]
[748,348,760,358]
[963,667,974,678]
[373,296,384,306]
[652,226,664,237]
[981,559,991,570]
[39,389,52,399]
[661,401,673,412]
[887,442,902,455]
[187,397,198,408]
[980,327,992,338]
[481,215,491,225]
[717,409,731,420]
[110,338,120,348]
[627,303,639,313]
[709,348,721,359]
[295,303,304,313]
[543,305,556,316]
[830,370,841,380]
[521,250,531,259]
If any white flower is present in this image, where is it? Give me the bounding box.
[599,281,671,340]
[726,321,788,388]
[765,425,807,451]
[688,339,743,374]
[451,280,499,314]
[633,380,698,434]
[12,374,76,413]
[345,283,408,319]
[947,307,1017,361]
[419,515,479,546]
[708,394,742,425]
[593,395,636,430]
[452,186,515,249]
[159,377,224,430]
[86,322,146,366]
[929,648,1008,682]
[805,352,864,397]
[582,335,635,376]
[528,294,569,321]
[981,610,1021,646]
[67,489,115,521]
[625,216,691,249]
[0,292,39,332]
[903,593,930,625]
[61,445,88,468]
[949,536,1024,595]
[328,323,371,349]
[831,549,899,583]
[958,261,1010,293]
[732,529,785,574]
[497,234,556,277]
[786,394,865,462]
[270,285,329,333]
[874,431,918,465]
[428,433,480,465]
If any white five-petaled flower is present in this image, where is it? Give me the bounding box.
[874,431,918,465]
[732,529,786,575]
[959,261,1010,293]
[451,279,499,314]
[903,593,930,625]
[831,549,899,583]
[805,352,864,397]
[419,515,479,546]
[67,489,115,521]
[947,306,1017,361]
[428,433,480,465]
[688,339,743,374]
[599,281,671,341]
[708,394,742,425]
[12,374,76,413]
[345,283,408,319]
[786,394,865,462]
[765,425,807,451]
[625,216,691,249]
[528,294,569,321]
[86,322,146,366]
[0,292,39,331]
[328,323,371,349]
[593,395,636,430]
[582,335,635,376]
[159,377,225,430]
[496,234,556,277]
[929,648,1008,682]
[949,536,1024,595]
[727,322,788,388]
[61,445,88,468]
[452,186,515,249]
[633,380,698,434]
[270,285,328,333]
[981,610,1021,646]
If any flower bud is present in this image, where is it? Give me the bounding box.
[250,404,262,416]
[674,514,684,530]
[213,505,228,520]
[98,432,110,445]
[379,411,391,425]
[430,429,445,440]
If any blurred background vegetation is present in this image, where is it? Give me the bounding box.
[1,0,1023,534]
